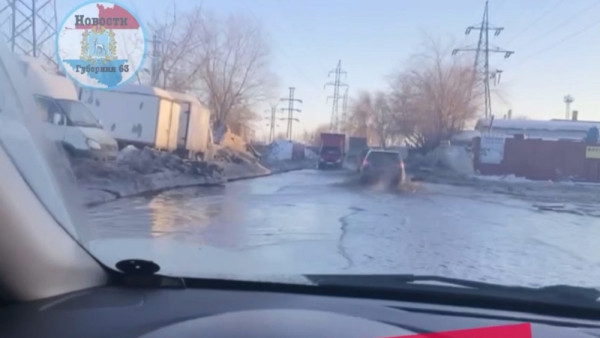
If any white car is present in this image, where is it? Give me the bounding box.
[19,56,118,160]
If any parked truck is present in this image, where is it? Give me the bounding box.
[317,132,346,169]
[346,136,369,170]
[168,91,214,160]
[18,56,118,160]
[80,85,213,159]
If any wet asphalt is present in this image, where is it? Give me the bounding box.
[87,168,600,287]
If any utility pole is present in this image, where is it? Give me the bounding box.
[280,87,302,140]
[563,95,574,120]
[150,34,160,86]
[452,0,513,120]
[324,60,348,132]
[264,104,278,143]
[0,0,58,69]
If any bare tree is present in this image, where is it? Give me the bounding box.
[196,13,275,127]
[344,91,371,139]
[148,5,206,91]
[346,91,396,147]
[227,105,259,135]
[304,124,330,146]
[389,37,482,151]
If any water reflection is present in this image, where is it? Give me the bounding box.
[88,186,226,243]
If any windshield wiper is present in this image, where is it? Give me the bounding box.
[305,274,600,310]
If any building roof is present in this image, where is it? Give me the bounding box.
[168,90,204,106]
[476,118,600,132]
[113,84,177,100]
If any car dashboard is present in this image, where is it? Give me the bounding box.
[1,285,599,338]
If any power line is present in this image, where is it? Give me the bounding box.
[504,0,566,45]
[324,60,348,132]
[517,0,600,49]
[453,0,514,119]
[512,18,600,70]
[280,87,302,140]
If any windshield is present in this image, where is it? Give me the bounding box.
[56,99,102,128]
[366,151,400,166]
[2,0,600,309]
[321,146,341,155]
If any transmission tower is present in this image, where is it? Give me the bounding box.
[452,0,513,120]
[280,87,302,140]
[324,60,348,132]
[0,0,58,68]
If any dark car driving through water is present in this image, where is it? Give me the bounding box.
[359,149,404,186]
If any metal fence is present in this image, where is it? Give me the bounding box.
[473,136,600,182]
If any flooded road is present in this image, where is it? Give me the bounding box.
[87,169,600,287]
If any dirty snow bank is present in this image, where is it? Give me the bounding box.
[406,145,474,176]
[213,144,316,181]
[72,146,225,205]
[262,140,317,161]
[264,140,294,161]
[213,146,270,180]
[74,143,315,206]
[260,140,316,173]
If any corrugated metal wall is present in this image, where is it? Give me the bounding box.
[473,136,600,182]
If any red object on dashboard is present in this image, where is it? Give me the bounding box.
[379,323,532,338]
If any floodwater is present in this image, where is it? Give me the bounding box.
[87,169,600,287]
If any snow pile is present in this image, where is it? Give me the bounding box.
[438,145,474,175]
[405,145,474,176]
[264,140,294,161]
[305,147,318,159]
[72,146,225,205]
[474,174,537,184]
[213,146,270,180]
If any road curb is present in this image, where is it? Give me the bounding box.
[226,164,311,182]
[85,163,312,207]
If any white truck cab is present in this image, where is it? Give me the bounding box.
[17,56,118,160]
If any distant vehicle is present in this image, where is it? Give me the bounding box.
[17,56,118,160]
[359,149,404,186]
[318,132,346,169]
[80,85,213,159]
[347,136,368,168]
[356,147,371,172]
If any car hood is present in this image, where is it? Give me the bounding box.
[80,127,117,146]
